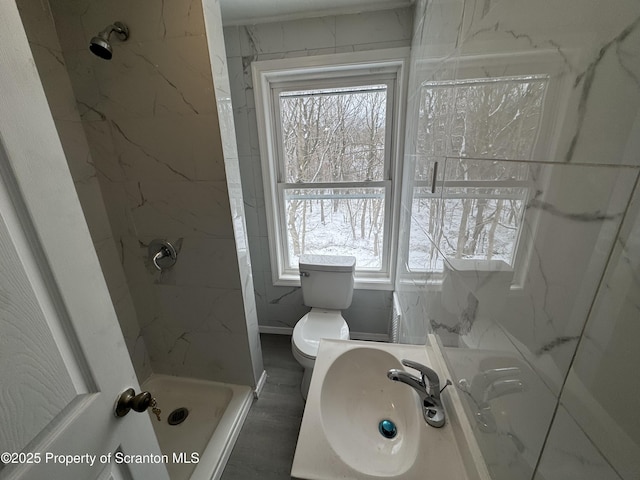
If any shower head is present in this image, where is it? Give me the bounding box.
[89,21,129,60]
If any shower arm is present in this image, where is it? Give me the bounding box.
[98,22,129,41]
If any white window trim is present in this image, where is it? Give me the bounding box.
[253,48,409,291]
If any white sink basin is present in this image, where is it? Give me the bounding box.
[292,339,481,480]
[320,348,420,477]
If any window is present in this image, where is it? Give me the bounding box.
[253,50,408,289]
[405,52,570,284]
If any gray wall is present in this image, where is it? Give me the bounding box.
[223,7,414,336]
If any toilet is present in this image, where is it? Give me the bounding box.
[291,254,355,399]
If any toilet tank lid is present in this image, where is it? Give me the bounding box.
[299,254,356,272]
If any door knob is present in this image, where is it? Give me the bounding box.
[114,388,153,417]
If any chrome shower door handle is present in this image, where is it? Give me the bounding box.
[431,161,439,194]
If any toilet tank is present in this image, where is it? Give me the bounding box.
[299,254,356,309]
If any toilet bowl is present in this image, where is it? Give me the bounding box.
[291,254,355,399]
[292,308,350,399]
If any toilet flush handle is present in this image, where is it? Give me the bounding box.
[300,271,310,277]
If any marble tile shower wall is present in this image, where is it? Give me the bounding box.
[16,0,152,382]
[202,0,264,389]
[540,195,640,480]
[396,1,640,479]
[222,7,414,335]
[41,0,259,386]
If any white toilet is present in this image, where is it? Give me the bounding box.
[291,254,355,399]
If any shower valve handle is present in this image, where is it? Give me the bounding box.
[148,239,177,271]
[114,388,156,417]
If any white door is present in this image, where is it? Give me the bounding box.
[0,3,170,480]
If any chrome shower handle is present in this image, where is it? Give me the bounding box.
[401,359,441,393]
[152,248,169,270]
[148,239,177,271]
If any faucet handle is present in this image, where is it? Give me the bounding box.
[439,379,453,394]
[481,367,521,382]
[401,359,440,391]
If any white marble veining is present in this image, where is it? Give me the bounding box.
[202,0,264,386]
[18,0,264,387]
[558,192,640,480]
[458,1,640,167]
[396,1,640,479]
[445,347,558,480]
[17,0,153,383]
[20,0,640,476]
[534,405,622,480]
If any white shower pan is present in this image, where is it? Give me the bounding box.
[142,374,253,480]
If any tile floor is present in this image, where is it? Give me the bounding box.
[221,334,305,479]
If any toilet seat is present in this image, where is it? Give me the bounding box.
[292,308,349,359]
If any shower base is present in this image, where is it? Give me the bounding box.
[142,374,253,480]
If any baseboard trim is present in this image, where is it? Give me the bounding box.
[253,370,267,399]
[259,325,293,335]
[258,325,389,342]
[351,332,389,342]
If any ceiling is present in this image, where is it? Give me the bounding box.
[219,0,414,26]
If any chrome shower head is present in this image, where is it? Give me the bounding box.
[89,21,129,60]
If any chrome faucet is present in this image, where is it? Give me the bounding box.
[459,367,524,407]
[458,366,525,433]
[484,378,525,403]
[387,359,451,428]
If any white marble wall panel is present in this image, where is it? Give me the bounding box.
[108,114,225,182]
[224,8,412,335]
[557,191,640,480]
[458,0,640,167]
[38,0,262,387]
[445,345,558,480]
[56,0,206,51]
[334,10,412,47]
[17,0,152,383]
[396,1,640,479]
[203,0,264,386]
[485,164,635,393]
[395,288,429,344]
[73,38,216,122]
[123,180,235,238]
[149,236,243,290]
[534,405,622,480]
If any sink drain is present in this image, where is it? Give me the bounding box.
[167,407,189,425]
[378,419,397,439]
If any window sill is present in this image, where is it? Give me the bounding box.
[274,273,394,291]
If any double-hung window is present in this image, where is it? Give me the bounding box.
[253,50,408,289]
[405,52,570,286]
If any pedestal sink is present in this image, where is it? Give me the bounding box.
[320,348,420,477]
[292,339,483,480]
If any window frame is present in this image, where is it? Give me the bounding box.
[253,49,409,290]
[399,51,572,288]
[407,166,537,284]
